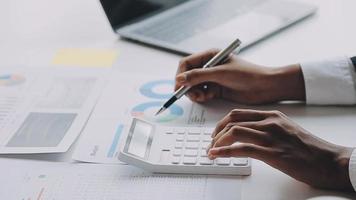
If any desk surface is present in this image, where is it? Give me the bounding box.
[1,0,356,199]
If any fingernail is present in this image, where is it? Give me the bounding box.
[176,74,187,83]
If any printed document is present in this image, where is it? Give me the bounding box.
[0,159,241,200]
[0,67,107,153]
[73,72,232,163]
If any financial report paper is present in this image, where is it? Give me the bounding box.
[0,67,107,153]
[72,72,234,164]
[0,159,241,200]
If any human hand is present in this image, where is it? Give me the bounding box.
[207,109,354,191]
[175,49,305,104]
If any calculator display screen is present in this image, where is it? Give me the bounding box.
[127,120,153,158]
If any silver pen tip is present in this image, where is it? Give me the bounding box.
[155,107,166,116]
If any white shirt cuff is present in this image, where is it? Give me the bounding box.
[300,57,356,105]
[349,149,356,191]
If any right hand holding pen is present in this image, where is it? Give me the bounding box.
[175,49,306,105]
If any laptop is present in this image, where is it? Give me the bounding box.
[100,0,317,55]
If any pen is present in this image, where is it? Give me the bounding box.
[155,38,241,116]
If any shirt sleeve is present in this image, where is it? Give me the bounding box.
[300,56,356,105]
[301,57,356,191]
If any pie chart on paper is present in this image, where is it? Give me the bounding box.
[0,74,26,87]
[131,101,184,123]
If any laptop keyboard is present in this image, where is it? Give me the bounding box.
[133,0,264,43]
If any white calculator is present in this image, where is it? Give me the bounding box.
[118,118,251,175]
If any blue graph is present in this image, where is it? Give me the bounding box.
[139,80,174,99]
[132,101,183,123]
[132,80,185,123]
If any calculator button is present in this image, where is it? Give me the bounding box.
[233,158,248,166]
[187,131,200,135]
[216,158,231,166]
[200,150,207,157]
[183,157,197,165]
[184,149,198,157]
[160,150,171,163]
[176,134,184,142]
[199,157,213,165]
[202,135,212,142]
[176,130,185,135]
[186,135,200,142]
[175,142,183,149]
[173,149,182,156]
[165,131,174,135]
[185,142,199,149]
[201,142,211,150]
[171,156,181,164]
[203,131,212,136]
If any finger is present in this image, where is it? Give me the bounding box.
[176,67,222,88]
[176,49,220,75]
[202,90,216,102]
[231,110,288,132]
[189,90,213,103]
[234,121,267,131]
[235,120,287,137]
[213,126,268,148]
[211,121,269,150]
[183,83,220,103]
[186,90,200,102]
[208,122,233,151]
[190,89,205,103]
[184,86,204,102]
[175,69,217,91]
[208,143,273,161]
[212,109,270,138]
[195,83,221,102]
[175,49,220,90]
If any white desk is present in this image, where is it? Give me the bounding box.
[1,0,356,199]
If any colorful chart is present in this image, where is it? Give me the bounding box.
[133,80,184,122]
[0,74,26,86]
[139,80,174,99]
[132,101,184,123]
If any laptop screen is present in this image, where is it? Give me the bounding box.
[100,0,189,30]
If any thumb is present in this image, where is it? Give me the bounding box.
[176,68,219,87]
